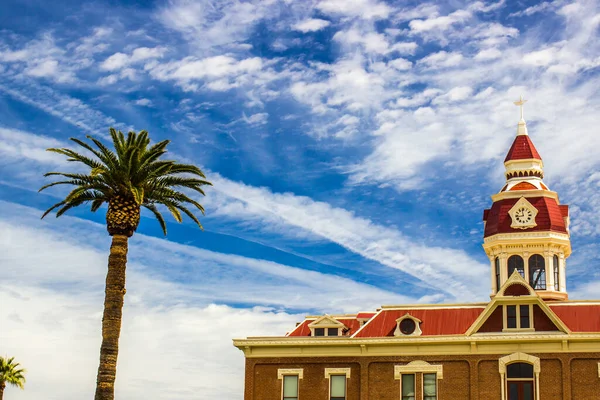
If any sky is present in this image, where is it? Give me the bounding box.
[0,0,600,398]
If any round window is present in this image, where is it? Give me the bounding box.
[399,318,416,335]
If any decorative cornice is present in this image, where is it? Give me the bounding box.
[278,369,304,379]
[491,190,558,202]
[324,368,351,379]
[394,361,443,379]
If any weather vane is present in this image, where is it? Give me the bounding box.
[514,95,527,120]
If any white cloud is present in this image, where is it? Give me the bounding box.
[243,112,268,125]
[100,47,166,71]
[432,86,473,104]
[475,47,502,60]
[134,98,153,107]
[418,51,464,68]
[409,9,472,33]
[316,0,392,19]
[292,18,331,32]
[522,47,558,67]
[389,58,413,71]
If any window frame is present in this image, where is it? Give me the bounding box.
[528,254,546,290]
[282,375,299,400]
[324,368,350,400]
[422,373,437,400]
[400,373,415,400]
[507,255,525,278]
[503,304,534,332]
[277,369,303,400]
[505,362,536,400]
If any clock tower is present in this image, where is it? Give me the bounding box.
[483,97,570,301]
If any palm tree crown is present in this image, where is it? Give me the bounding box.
[39,128,211,236]
[0,356,26,390]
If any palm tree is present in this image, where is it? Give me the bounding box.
[0,356,26,400]
[39,128,211,400]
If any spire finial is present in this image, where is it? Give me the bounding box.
[513,95,528,136]
[514,95,527,121]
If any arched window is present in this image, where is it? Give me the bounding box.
[495,257,501,292]
[507,255,524,278]
[529,254,546,290]
[506,362,535,400]
[553,255,559,291]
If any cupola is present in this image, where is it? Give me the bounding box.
[482,97,570,302]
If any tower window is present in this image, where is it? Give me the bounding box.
[553,255,559,291]
[508,255,524,278]
[504,304,533,331]
[529,254,546,290]
[495,257,501,292]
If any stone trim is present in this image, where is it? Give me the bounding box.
[324,367,351,379]
[394,361,444,380]
[499,352,540,400]
[277,368,304,380]
[394,314,423,337]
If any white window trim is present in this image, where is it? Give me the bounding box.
[498,352,540,400]
[394,361,444,379]
[502,304,534,332]
[394,362,443,400]
[422,372,439,400]
[278,369,303,400]
[394,314,423,337]
[325,368,350,400]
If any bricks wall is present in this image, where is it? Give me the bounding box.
[244,353,600,400]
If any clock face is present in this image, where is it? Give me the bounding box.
[515,207,533,224]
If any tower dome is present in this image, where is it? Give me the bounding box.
[483,97,570,301]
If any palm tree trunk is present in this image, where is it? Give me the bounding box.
[0,382,5,400]
[94,234,128,400]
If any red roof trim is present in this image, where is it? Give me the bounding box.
[504,135,542,162]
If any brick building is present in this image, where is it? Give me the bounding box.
[233,101,600,400]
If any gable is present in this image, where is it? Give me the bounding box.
[533,305,560,331]
[476,305,503,333]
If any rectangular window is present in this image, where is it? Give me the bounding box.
[507,305,517,329]
[401,374,415,400]
[520,305,530,328]
[330,375,346,400]
[423,373,437,400]
[328,328,339,336]
[495,257,501,291]
[314,328,325,336]
[282,375,298,400]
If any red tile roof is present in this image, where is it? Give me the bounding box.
[353,308,485,337]
[483,197,569,237]
[559,204,569,218]
[510,182,537,191]
[505,135,542,162]
[287,318,362,337]
[356,312,376,319]
[549,304,600,332]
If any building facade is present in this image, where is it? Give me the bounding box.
[234,101,600,400]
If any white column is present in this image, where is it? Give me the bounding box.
[544,251,554,290]
[499,252,508,286]
[500,372,505,400]
[559,254,567,292]
[489,256,497,295]
[535,372,540,400]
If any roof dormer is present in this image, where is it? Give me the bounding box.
[308,315,346,337]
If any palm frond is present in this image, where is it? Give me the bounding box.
[40,128,211,232]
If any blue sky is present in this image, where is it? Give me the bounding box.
[1,0,600,398]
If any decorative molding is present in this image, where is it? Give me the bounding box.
[508,197,539,229]
[278,369,304,380]
[497,270,536,297]
[324,368,351,379]
[598,362,600,378]
[308,314,346,336]
[394,361,443,379]
[499,351,540,373]
[491,189,558,202]
[394,313,423,337]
